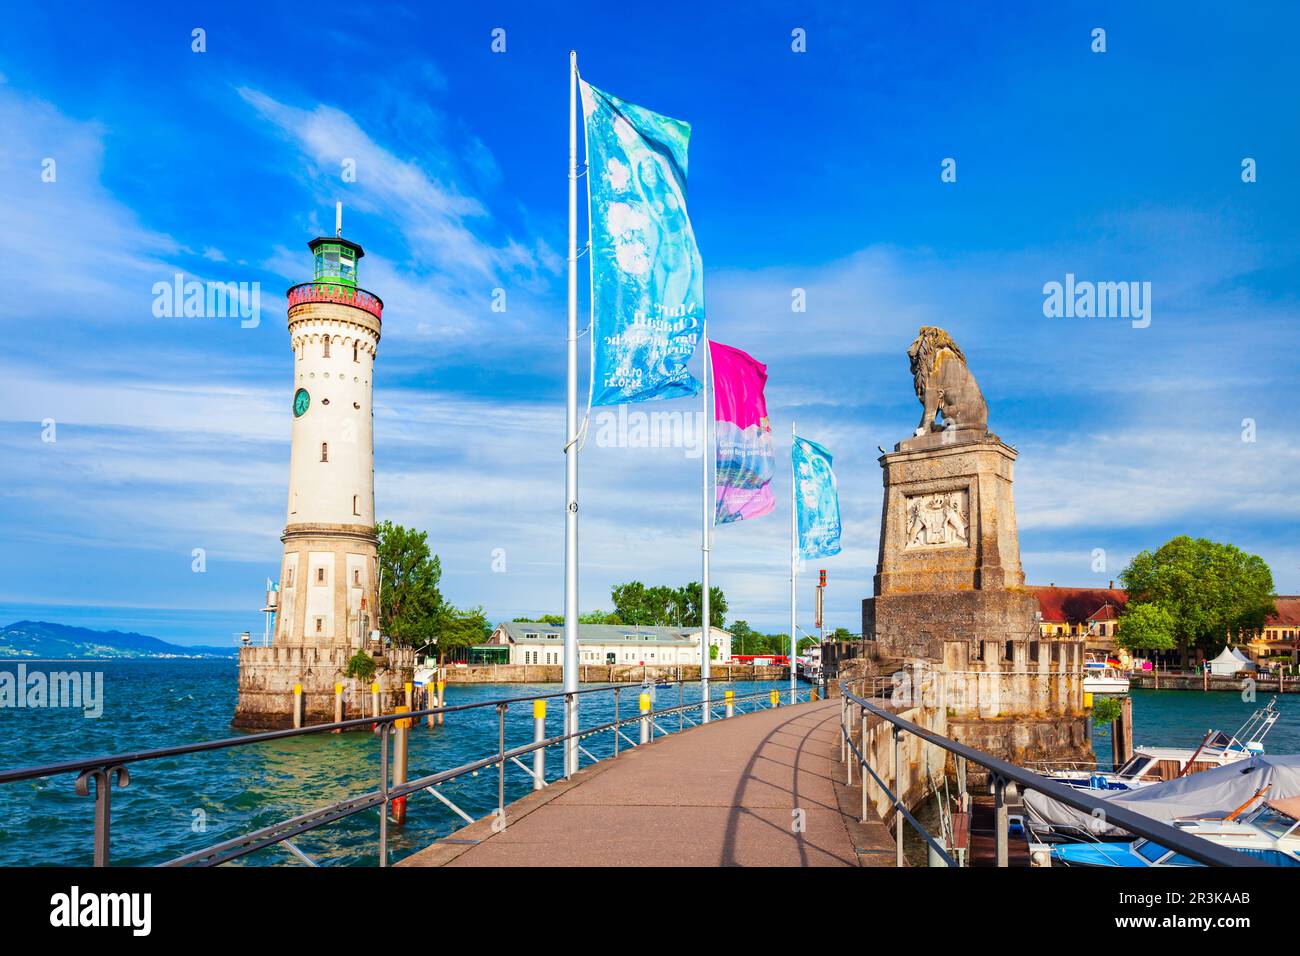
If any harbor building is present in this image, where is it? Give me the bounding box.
[234,214,413,728]
[482,622,732,667]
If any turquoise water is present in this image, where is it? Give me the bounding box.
[1,663,1295,866]
[1089,688,1299,768]
[0,660,789,866]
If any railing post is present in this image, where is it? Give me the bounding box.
[497,703,507,819]
[371,680,380,726]
[563,692,576,776]
[76,765,128,867]
[994,775,1009,868]
[840,696,846,763]
[334,681,343,732]
[613,688,621,757]
[725,689,734,718]
[893,726,904,868]
[860,706,869,823]
[533,699,546,791]
[679,680,685,732]
[378,722,389,867]
[292,683,302,729]
[639,692,650,744]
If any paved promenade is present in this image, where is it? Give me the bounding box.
[398,696,897,867]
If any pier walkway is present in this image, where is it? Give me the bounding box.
[398,697,896,867]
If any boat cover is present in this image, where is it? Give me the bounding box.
[1024,754,1300,837]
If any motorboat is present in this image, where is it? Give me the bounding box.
[1083,656,1129,694]
[1033,696,1280,793]
[1049,796,1300,867]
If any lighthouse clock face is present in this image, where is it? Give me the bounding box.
[293,388,310,418]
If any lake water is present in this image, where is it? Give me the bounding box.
[0,662,1294,866]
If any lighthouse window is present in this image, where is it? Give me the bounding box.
[323,336,331,358]
[353,569,360,585]
[321,443,328,462]
[315,617,324,634]
[353,343,359,362]
[353,495,360,515]
[317,567,325,584]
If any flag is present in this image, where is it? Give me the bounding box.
[793,436,842,558]
[581,81,703,406]
[710,341,775,524]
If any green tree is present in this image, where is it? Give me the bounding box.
[1115,602,1177,655]
[730,620,758,655]
[514,614,564,625]
[433,605,489,664]
[580,609,622,625]
[376,520,444,647]
[1120,536,1275,666]
[828,627,855,642]
[611,580,727,627]
[678,582,728,629]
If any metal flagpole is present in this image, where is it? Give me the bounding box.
[563,50,581,776]
[700,325,711,722]
[790,422,798,704]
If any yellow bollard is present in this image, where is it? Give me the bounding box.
[392,705,410,825]
[437,680,446,726]
[770,689,780,708]
[639,692,651,744]
[404,681,413,709]
[725,690,735,718]
[1084,691,1094,710]
[371,680,380,729]
[333,681,343,732]
[532,699,547,791]
[292,683,303,729]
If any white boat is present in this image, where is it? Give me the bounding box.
[1049,797,1300,867]
[1083,656,1129,694]
[1034,696,1281,793]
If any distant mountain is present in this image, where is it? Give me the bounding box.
[0,621,238,660]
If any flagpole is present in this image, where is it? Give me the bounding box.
[563,49,580,777]
[700,325,711,722]
[790,421,798,704]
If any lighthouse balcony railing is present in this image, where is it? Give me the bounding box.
[286,281,384,320]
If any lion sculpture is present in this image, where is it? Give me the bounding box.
[906,326,988,436]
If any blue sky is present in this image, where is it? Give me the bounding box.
[0,2,1297,645]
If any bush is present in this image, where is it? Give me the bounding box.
[1092,697,1123,727]
[345,650,377,682]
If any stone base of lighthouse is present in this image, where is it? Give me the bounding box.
[233,643,415,730]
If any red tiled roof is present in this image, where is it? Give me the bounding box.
[1029,587,1299,629]
[1267,596,1300,627]
[1028,586,1128,624]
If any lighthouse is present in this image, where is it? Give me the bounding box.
[235,207,412,729]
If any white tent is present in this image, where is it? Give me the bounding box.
[1231,647,1256,668]
[1208,646,1250,676]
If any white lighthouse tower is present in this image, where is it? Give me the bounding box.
[275,210,381,646]
[235,207,411,728]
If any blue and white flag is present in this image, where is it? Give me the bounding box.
[581,81,703,406]
[793,436,842,559]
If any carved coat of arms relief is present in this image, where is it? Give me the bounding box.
[904,490,970,549]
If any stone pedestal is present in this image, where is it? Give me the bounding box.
[862,429,1090,766]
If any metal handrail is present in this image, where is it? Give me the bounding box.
[0,678,815,866]
[839,677,1265,868]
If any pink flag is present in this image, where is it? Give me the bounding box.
[710,341,776,524]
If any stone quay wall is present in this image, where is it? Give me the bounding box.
[443,663,788,684]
